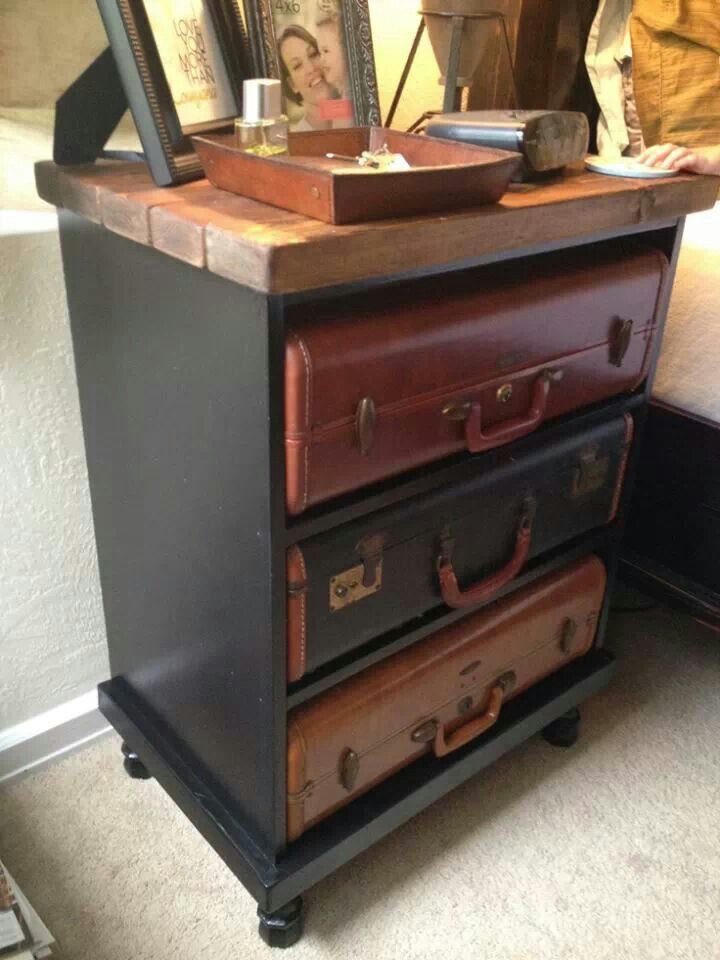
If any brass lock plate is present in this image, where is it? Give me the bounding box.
[330,559,383,612]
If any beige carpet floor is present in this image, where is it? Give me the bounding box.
[2,605,719,960]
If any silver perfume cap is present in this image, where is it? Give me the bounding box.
[243,78,283,123]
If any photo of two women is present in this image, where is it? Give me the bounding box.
[273,0,353,131]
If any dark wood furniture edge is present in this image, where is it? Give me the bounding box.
[99,679,286,912]
[35,160,719,294]
[619,553,720,630]
[650,396,720,430]
[619,396,720,626]
[100,649,615,913]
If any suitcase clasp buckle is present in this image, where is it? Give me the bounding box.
[559,618,579,655]
[355,396,377,456]
[609,317,634,368]
[497,670,517,692]
[339,748,360,792]
[357,533,386,588]
[411,719,439,744]
[438,527,455,569]
[441,399,472,422]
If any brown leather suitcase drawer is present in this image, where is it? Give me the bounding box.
[284,245,666,515]
[287,555,606,841]
[287,412,632,683]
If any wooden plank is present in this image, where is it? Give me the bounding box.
[208,175,717,293]
[150,194,215,269]
[205,220,300,293]
[150,188,301,269]
[500,166,706,211]
[262,195,640,293]
[637,176,719,223]
[35,160,719,293]
[61,162,153,224]
[100,182,196,245]
[36,161,187,237]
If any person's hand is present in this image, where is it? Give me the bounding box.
[638,143,720,175]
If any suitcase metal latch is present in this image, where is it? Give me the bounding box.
[441,399,472,421]
[559,618,579,654]
[329,534,385,612]
[609,317,634,368]
[497,670,517,692]
[339,748,359,792]
[438,526,454,567]
[355,397,377,456]
[572,447,609,497]
[411,719,439,744]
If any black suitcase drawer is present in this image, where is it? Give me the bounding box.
[287,413,633,682]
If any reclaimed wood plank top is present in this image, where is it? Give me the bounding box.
[36,159,719,295]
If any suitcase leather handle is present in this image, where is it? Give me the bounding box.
[437,498,536,609]
[464,368,563,453]
[433,675,514,758]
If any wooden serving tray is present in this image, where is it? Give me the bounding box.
[192,127,521,224]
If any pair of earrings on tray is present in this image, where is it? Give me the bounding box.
[325,144,411,173]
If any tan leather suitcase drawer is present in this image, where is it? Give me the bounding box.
[287,555,606,841]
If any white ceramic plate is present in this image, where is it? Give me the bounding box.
[584,156,680,178]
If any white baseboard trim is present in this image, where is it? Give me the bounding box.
[0,690,111,785]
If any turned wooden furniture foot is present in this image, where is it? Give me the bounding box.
[257,896,304,948]
[121,741,152,780]
[542,707,581,748]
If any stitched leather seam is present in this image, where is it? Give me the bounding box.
[296,548,308,678]
[292,333,312,512]
[635,250,669,386]
[287,718,309,802]
[299,337,654,437]
[288,781,315,804]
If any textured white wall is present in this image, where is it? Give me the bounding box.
[0,217,109,730]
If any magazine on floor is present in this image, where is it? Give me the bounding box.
[0,861,53,958]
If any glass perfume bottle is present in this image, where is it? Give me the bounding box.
[235,79,288,158]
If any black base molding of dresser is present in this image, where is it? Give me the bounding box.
[620,402,720,628]
[619,554,720,629]
[99,648,615,915]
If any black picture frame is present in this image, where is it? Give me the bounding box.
[243,0,380,131]
[97,0,252,185]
